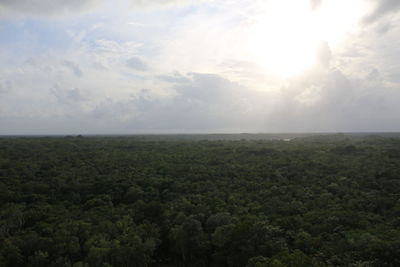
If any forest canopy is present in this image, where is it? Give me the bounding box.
[1,134,400,266]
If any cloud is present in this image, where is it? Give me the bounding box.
[0,0,103,18]
[63,61,83,77]
[50,85,87,106]
[0,36,153,122]
[0,0,202,20]
[93,39,143,70]
[173,73,239,103]
[5,72,266,134]
[0,0,400,134]
[363,0,400,25]
[2,64,400,133]
[316,41,332,68]
[310,0,322,10]
[266,65,400,132]
[86,72,262,132]
[129,0,193,9]
[158,72,191,83]
[0,80,12,94]
[126,57,147,71]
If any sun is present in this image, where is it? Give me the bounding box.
[246,0,367,78]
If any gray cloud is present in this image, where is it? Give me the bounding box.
[363,0,400,25]
[126,57,148,71]
[0,0,194,19]
[0,80,12,94]
[173,73,239,103]
[158,72,191,83]
[63,61,83,77]
[2,66,400,134]
[0,0,102,17]
[50,85,87,105]
[267,66,400,132]
[79,73,265,133]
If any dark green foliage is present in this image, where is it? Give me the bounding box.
[1,135,400,266]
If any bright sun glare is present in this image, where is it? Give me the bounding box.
[248,0,367,77]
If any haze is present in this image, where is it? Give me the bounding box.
[1,0,400,134]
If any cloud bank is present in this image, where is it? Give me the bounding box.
[0,0,400,134]
[0,0,102,18]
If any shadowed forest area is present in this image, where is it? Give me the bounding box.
[1,134,400,266]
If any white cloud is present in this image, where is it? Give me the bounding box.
[310,0,322,10]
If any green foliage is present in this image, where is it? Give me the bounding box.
[1,135,400,266]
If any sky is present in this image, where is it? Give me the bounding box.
[0,0,400,134]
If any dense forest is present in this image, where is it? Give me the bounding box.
[1,134,400,267]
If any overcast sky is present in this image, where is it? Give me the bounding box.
[0,0,400,134]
